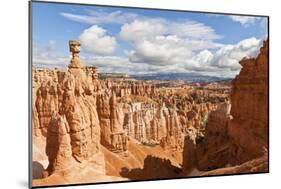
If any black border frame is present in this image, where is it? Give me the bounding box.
[28,1,270,188]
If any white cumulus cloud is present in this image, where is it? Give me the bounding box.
[79,25,117,55]
[126,36,192,66]
[210,37,262,71]
[119,19,166,42]
[120,19,222,67]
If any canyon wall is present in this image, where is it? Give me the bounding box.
[183,39,269,173]
[228,39,269,163]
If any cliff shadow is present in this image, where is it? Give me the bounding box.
[32,161,44,179]
[120,155,181,180]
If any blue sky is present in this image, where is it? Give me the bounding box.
[32,1,268,77]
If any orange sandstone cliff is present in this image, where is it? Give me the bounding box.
[182,39,269,174]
